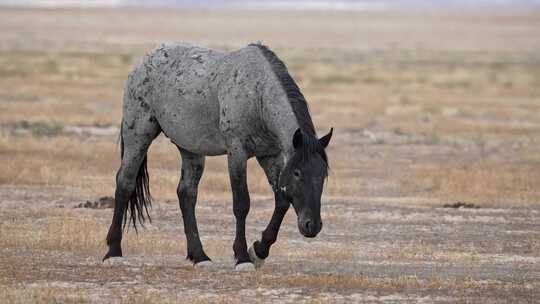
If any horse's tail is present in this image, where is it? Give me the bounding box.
[119,123,152,232]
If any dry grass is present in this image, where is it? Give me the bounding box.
[0,208,178,257]
[1,8,539,204]
[0,286,86,304]
[2,44,540,204]
[1,189,538,302]
[0,285,245,304]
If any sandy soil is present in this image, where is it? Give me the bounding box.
[1,185,539,303]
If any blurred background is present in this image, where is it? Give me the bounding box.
[1,0,539,204]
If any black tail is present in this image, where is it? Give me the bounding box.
[119,125,152,232]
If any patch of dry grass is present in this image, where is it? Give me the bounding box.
[0,285,244,304]
[410,163,540,206]
[0,286,86,304]
[0,207,182,257]
[259,272,422,291]
[1,8,540,205]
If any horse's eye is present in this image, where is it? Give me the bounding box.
[293,169,301,178]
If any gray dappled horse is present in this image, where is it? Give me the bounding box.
[103,42,333,271]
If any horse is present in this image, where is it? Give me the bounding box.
[103,42,333,271]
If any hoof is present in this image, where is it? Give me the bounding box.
[102,257,124,266]
[102,246,122,262]
[248,244,265,269]
[234,262,256,272]
[194,260,214,269]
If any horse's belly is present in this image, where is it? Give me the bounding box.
[155,97,227,156]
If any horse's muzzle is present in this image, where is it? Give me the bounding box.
[298,217,322,238]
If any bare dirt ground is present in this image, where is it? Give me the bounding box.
[1,185,540,303]
[1,7,540,303]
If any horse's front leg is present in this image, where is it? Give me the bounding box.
[227,147,253,271]
[249,191,289,268]
[248,155,289,268]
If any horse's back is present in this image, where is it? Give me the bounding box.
[123,43,284,157]
[124,43,228,155]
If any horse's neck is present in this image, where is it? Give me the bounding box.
[259,95,299,180]
[262,93,297,147]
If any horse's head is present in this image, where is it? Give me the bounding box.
[279,128,333,238]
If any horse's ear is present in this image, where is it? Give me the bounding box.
[319,127,333,148]
[292,128,303,149]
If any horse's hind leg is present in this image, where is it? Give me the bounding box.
[177,148,211,265]
[103,110,161,261]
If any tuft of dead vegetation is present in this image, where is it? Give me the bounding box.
[443,202,480,209]
[76,196,115,209]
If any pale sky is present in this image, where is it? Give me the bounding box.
[1,0,539,9]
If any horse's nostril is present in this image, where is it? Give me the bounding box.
[305,220,312,232]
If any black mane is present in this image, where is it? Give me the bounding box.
[250,43,328,167]
[296,133,329,175]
